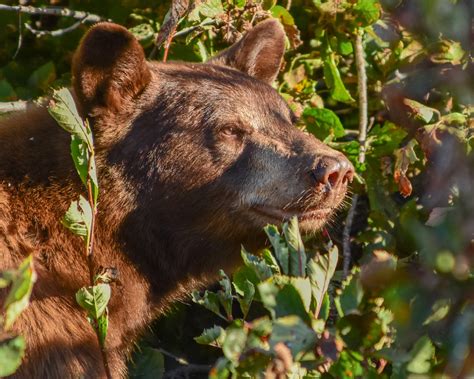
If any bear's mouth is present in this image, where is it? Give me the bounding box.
[250,204,333,223]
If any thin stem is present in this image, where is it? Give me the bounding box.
[85,146,111,379]
[162,26,177,63]
[0,4,104,23]
[355,30,368,165]
[342,29,368,279]
[342,194,358,277]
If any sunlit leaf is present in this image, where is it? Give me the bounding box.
[303,107,345,140]
[0,335,26,377]
[195,326,226,346]
[307,245,338,318]
[3,256,37,330]
[282,217,306,277]
[75,283,111,320]
[270,315,316,359]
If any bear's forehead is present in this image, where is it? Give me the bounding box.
[146,61,293,129]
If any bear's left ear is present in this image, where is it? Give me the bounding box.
[209,19,285,84]
[72,22,151,115]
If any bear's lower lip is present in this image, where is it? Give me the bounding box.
[250,205,332,223]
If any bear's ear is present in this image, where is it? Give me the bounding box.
[209,19,285,84]
[72,22,151,114]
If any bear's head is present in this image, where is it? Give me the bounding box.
[71,21,354,255]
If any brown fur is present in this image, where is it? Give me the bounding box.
[0,20,353,378]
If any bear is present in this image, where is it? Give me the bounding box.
[0,20,353,378]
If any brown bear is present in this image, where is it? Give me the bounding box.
[0,20,353,378]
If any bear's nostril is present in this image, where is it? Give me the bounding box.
[327,171,340,187]
[311,157,354,189]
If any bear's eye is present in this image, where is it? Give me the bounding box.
[220,126,242,138]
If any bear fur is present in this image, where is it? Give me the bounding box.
[0,20,352,378]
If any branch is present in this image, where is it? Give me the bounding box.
[24,17,87,37]
[342,29,368,278]
[0,101,33,114]
[0,4,104,23]
[355,31,368,165]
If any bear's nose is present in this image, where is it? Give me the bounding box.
[311,156,354,188]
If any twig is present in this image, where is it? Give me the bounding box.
[0,4,104,23]
[174,19,217,38]
[12,9,22,59]
[149,19,218,59]
[355,31,368,165]
[163,364,211,379]
[0,101,33,114]
[157,348,189,365]
[24,17,87,38]
[342,29,368,278]
[342,194,358,277]
[162,26,177,63]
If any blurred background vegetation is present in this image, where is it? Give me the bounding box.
[0,0,472,378]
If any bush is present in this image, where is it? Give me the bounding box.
[0,0,472,377]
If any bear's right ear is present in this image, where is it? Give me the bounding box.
[72,22,151,115]
[209,19,285,84]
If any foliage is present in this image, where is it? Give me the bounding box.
[0,0,472,377]
[0,256,36,376]
[48,88,112,376]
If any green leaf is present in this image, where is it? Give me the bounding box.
[97,312,109,347]
[264,225,289,274]
[337,35,353,56]
[406,336,435,374]
[442,112,467,125]
[75,283,111,319]
[0,335,26,377]
[329,350,364,379]
[290,277,312,312]
[222,320,247,363]
[28,61,56,91]
[241,247,274,280]
[129,23,155,48]
[323,52,355,104]
[282,217,307,277]
[195,0,224,18]
[307,245,338,318]
[319,292,331,321]
[234,279,255,318]
[195,326,226,346]
[353,0,381,26]
[209,357,231,379]
[270,315,317,359]
[3,256,37,330]
[303,107,345,140]
[191,290,224,319]
[61,196,92,238]
[258,282,311,323]
[217,270,233,320]
[270,5,295,25]
[0,79,17,101]
[403,99,439,123]
[48,88,98,202]
[49,89,85,136]
[129,347,165,379]
[70,135,90,189]
[334,268,364,317]
[431,39,465,65]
